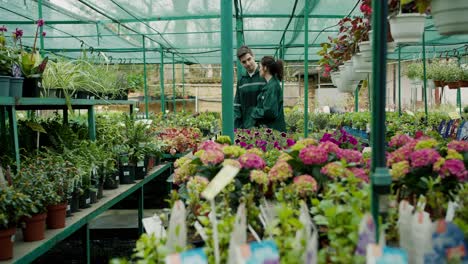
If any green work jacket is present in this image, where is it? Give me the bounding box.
[234,67,266,129]
[251,76,286,132]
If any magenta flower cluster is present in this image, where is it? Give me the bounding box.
[409,149,441,168]
[200,149,224,166]
[299,146,328,165]
[238,153,266,170]
[447,140,468,153]
[336,149,363,163]
[199,140,223,152]
[438,159,468,182]
[388,134,414,148]
[318,141,340,154]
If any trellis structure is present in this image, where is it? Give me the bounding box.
[1,0,468,241]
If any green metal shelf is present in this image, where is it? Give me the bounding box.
[0,97,137,110]
[2,162,171,264]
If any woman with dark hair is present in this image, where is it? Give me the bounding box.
[251,56,286,132]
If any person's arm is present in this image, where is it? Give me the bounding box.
[252,84,280,121]
[234,83,242,128]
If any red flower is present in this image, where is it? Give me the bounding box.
[37,19,45,27]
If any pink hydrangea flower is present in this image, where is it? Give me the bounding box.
[336,148,363,164]
[318,141,340,154]
[293,175,318,197]
[439,159,468,182]
[200,149,224,166]
[199,140,223,152]
[409,149,441,168]
[389,134,414,148]
[268,161,293,182]
[238,153,266,170]
[447,140,468,153]
[348,167,369,183]
[387,143,415,166]
[299,146,328,165]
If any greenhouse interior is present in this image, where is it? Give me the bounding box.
[0,0,468,263]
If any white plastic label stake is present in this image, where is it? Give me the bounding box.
[445,201,458,222]
[194,221,208,242]
[10,235,15,242]
[142,214,166,238]
[201,165,240,200]
[124,171,130,176]
[116,176,119,181]
[210,199,220,264]
[86,198,91,204]
[137,161,144,167]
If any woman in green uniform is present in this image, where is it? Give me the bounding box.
[251,56,286,132]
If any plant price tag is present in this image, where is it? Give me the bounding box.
[137,161,144,167]
[201,165,240,201]
[165,248,208,264]
[449,111,461,120]
[124,171,130,176]
[86,198,90,204]
[11,234,15,242]
[235,240,280,264]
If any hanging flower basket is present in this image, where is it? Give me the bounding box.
[447,81,460,89]
[458,80,468,88]
[434,80,445,87]
[431,0,468,36]
[388,13,426,44]
[330,71,341,87]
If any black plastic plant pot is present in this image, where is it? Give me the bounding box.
[119,165,135,184]
[22,77,42,97]
[97,181,104,199]
[89,189,98,204]
[66,197,73,217]
[78,189,91,209]
[70,193,80,213]
[103,172,120,190]
[135,159,146,180]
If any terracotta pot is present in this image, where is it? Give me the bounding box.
[22,213,47,242]
[46,203,67,229]
[0,227,16,260]
[447,81,460,89]
[434,80,445,87]
[459,80,468,88]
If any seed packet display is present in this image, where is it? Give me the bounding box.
[165,248,208,264]
[423,220,467,264]
[236,240,280,264]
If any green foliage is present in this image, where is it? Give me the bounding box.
[0,47,13,76]
[127,73,144,92]
[310,176,369,263]
[0,179,37,229]
[406,62,423,80]
[453,184,468,238]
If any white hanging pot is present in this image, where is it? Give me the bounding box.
[431,0,468,36]
[338,63,355,93]
[359,41,372,59]
[369,31,397,53]
[352,53,372,73]
[330,71,340,87]
[388,13,426,44]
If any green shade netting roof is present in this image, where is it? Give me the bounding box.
[0,0,467,64]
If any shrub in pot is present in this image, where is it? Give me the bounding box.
[0,167,36,260]
[13,163,61,242]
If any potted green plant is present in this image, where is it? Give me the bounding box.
[0,26,12,97]
[459,66,468,88]
[441,62,462,89]
[388,0,428,44]
[13,22,49,97]
[13,163,60,242]
[0,167,36,260]
[431,0,468,36]
[406,62,423,85]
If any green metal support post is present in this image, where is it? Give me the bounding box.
[8,107,20,169]
[88,107,96,141]
[280,38,285,92]
[370,0,392,241]
[398,45,402,116]
[182,62,186,112]
[142,35,149,118]
[172,53,176,113]
[0,107,6,150]
[456,56,462,116]
[138,186,144,235]
[235,0,245,82]
[422,32,428,119]
[221,0,234,141]
[38,0,45,55]
[355,83,360,112]
[303,0,309,138]
[160,46,166,116]
[82,223,91,264]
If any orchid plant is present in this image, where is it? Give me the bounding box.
[14,20,48,78]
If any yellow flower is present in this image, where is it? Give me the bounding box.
[446,149,463,160]
[246,148,263,157]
